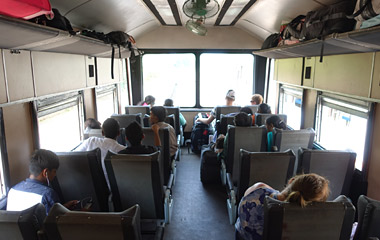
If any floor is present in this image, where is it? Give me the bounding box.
[163,148,235,240]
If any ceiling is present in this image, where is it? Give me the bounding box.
[49,0,343,41]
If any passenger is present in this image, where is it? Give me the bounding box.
[265,115,286,152]
[197,89,235,125]
[214,134,225,153]
[84,118,101,130]
[118,121,159,154]
[257,103,272,114]
[235,173,330,240]
[74,118,125,188]
[250,94,263,105]
[138,95,155,107]
[7,149,78,215]
[164,98,187,130]
[150,106,178,158]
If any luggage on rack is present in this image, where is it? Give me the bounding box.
[190,113,213,154]
[29,8,75,35]
[348,0,380,28]
[200,145,221,184]
[0,0,53,20]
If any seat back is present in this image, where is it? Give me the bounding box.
[105,152,164,220]
[274,128,315,175]
[111,113,143,128]
[164,107,181,136]
[142,128,170,185]
[298,149,356,200]
[354,195,380,240]
[54,149,109,212]
[263,195,355,240]
[215,106,241,121]
[244,105,259,114]
[218,114,235,136]
[83,129,103,140]
[0,203,45,240]
[237,150,295,203]
[125,106,149,115]
[44,203,141,240]
[255,113,287,126]
[226,125,267,183]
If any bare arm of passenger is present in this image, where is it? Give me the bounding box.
[63,200,79,210]
[151,124,161,147]
[197,114,215,125]
[244,182,274,197]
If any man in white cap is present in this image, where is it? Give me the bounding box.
[197,89,235,125]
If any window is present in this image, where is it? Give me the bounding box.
[316,94,370,170]
[142,54,196,107]
[37,93,84,152]
[279,86,303,130]
[96,85,118,124]
[266,59,276,111]
[200,53,254,107]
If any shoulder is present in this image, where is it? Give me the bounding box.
[244,182,275,197]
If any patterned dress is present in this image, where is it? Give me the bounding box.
[235,187,279,240]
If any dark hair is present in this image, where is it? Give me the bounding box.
[258,103,272,114]
[265,115,286,130]
[85,118,101,129]
[240,107,253,115]
[102,118,120,139]
[29,149,59,176]
[164,99,174,107]
[215,135,225,150]
[151,106,167,122]
[234,112,252,127]
[125,121,143,146]
[145,95,155,105]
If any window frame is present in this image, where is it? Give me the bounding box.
[278,85,304,129]
[95,84,118,119]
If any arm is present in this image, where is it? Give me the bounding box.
[197,115,215,125]
[151,124,161,147]
[244,182,274,197]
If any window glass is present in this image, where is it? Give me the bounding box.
[316,96,369,170]
[96,86,117,124]
[143,54,196,107]
[200,53,254,107]
[279,86,302,130]
[266,59,276,112]
[38,95,83,152]
[120,59,130,110]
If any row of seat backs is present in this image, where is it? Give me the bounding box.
[354,195,380,240]
[263,195,355,240]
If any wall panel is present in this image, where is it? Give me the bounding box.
[97,58,120,85]
[86,56,96,87]
[368,103,380,200]
[0,50,7,103]
[371,52,380,99]
[303,57,315,88]
[302,89,317,129]
[83,88,97,120]
[275,58,303,85]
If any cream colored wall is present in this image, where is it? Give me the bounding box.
[302,89,317,129]
[136,26,262,49]
[367,104,380,200]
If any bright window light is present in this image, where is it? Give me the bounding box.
[97,91,116,124]
[279,87,302,130]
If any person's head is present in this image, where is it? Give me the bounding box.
[102,118,120,139]
[240,107,253,115]
[251,94,263,105]
[84,118,101,129]
[150,106,167,124]
[145,95,155,106]
[234,112,252,127]
[283,173,330,207]
[125,121,144,146]
[265,115,286,132]
[225,90,235,105]
[164,99,174,107]
[29,149,60,183]
[257,103,271,114]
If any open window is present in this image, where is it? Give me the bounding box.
[279,86,303,130]
[96,85,118,124]
[315,93,370,170]
[37,92,84,152]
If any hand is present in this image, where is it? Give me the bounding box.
[151,124,160,133]
[63,200,79,210]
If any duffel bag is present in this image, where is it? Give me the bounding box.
[347,0,380,28]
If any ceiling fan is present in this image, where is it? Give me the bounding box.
[182,0,220,36]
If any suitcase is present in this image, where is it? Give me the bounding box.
[190,113,213,154]
[0,0,53,20]
[200,145,221,184]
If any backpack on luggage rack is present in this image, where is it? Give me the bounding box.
[347,0,380,28]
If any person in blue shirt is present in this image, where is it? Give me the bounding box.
[265,115,286,152]
[7,149,78,215]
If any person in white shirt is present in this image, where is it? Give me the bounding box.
[74,118,125,189]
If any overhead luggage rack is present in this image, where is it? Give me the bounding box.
[0,14,131,58]
[253,25,380,59]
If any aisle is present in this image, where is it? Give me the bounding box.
[163,149,235,240]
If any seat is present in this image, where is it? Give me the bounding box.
[263,195,355,240]
[111,113,143,128]
[298,149,356,200]
[125,106,150,115]
[215,106,241,121]
[164,107,181,137]
[244,105,259,114]
[273,128,315,175]
[226,150,295,224]
[165,114,181,161]
[44,203,143,240]
[53,148,109,212]
[354,195,380,240]
[255,113,287,126]
[105,151,173,224]
[221,125,267,185]
[83,128,103,140]
[0,203,45,240]
[217,114,235,136]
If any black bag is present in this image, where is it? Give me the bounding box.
[301,0,357,40]
[347,0,380,28]
[261,33,280,49]
[200,145,221,184]
[81,30,109,42]
[281,15,306,40]
[190,114,213,154]
[29,8,75,35]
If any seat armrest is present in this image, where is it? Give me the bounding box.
[226,173,234,191]
[220,159,226,185]
[166,173,174,190]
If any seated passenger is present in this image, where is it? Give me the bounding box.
[164,98,187,130]
[250,94,263,105]
[74,118,125,188]
[266,115,286,152]
[118,121,159,154]
[7,149,78,215]
[197,89,236,125]
[84,118,101,131]
[257,103,272,114]
[138,95,155,108]
[235,173,330,240]
[150,106,178,158]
